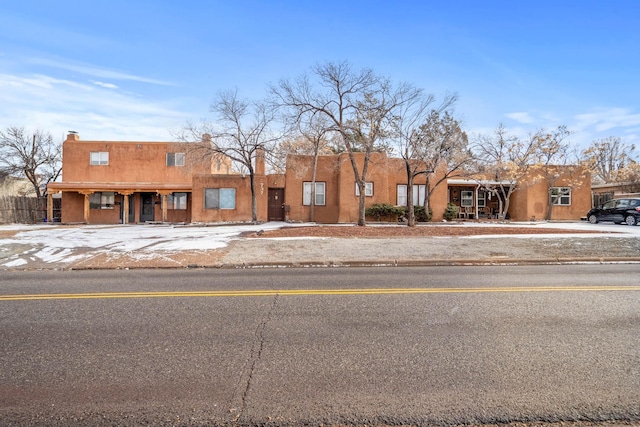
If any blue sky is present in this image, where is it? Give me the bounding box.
[1,0,639,155]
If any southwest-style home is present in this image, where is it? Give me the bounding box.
[47,133,591,224]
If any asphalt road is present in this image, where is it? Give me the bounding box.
[1,265,639,426]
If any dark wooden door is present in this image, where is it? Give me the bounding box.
[268,189,285,221]
[140,193,155,222]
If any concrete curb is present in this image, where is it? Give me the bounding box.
[217,257,640,269]
[57,257,640,271]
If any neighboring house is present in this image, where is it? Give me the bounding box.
[591,182,640,206]
[48,133,592,224]
[284,152,591,222]
[0,174,37,197]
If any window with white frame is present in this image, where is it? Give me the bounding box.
[166,152,185,166]
[204,188,236,209]
[551,187,571,205]
[355,182,374,197]
[461,191,474,207]
[89,192,115,209]
[167,192,187,210]
[397,184,426,206]
[477,191,487,208]
[303,182,326,206]
[90,152,109,165]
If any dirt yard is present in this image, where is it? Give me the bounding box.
[250,224,612,238]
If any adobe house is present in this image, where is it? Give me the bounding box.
[591,182,640,207]
[48,133,591,224]
[284,151,591,222]
[47,133,275,224]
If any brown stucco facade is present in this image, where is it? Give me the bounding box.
[48,134,592,224]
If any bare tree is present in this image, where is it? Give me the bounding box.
[472,124,538,219]
[0,126,61,197]
[582,136,638,184]
[181,89,283,223]
[392,91,467,226]
[274,61,418,225]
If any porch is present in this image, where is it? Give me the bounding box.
[447,179,509,220]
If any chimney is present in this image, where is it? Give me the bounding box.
[255,148,265,175]
[66,131,79,141]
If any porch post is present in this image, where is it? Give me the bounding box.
[47,193,54,224]
[474,186,479,219]
[159,192,171,223]
[122,193,129,224]
[79,191,91,224]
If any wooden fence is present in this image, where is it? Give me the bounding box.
[0,196,57,224]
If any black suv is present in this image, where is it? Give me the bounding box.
[587,198,640,226]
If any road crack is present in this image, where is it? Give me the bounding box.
[231,293,278,424]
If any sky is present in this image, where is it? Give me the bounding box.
[1,0,639,156]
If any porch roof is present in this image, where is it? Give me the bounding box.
[47,182,193,193]
[447,178,514,186]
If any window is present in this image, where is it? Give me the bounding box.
[303,182,326,206]
[90,152,109,165]
[355,182,374,197]
[204,188,236,209]
[551,187,571,206]
[167,192,187,210]
[89,192,115,209]
[167,152,185,166]
[461,191,474,207]
[397,184,426,206]
[477,191,487,208]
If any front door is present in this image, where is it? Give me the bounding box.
[268,189,285,221]
[140,193,155,222]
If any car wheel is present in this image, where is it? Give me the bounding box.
[588,214,599,224]
[624,215,637,226]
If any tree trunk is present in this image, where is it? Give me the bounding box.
[545,188,553,221]
[249,170,257,223]
[406,164,415,227]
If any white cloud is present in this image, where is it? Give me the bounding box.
[28,57,173,86]
[0,72,193,141]
[91,80,118,89]
[574,108,640,132]
[505,112,535,124]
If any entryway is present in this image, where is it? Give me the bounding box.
[268,189,285,221]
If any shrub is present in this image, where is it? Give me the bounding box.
[443,203,459,221]
[365,203,404,221]
[398,205,433,222]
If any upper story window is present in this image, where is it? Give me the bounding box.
[167,152,185,167]
[355,182,374,197]
[551,187,571,206]
[90,152,109,165]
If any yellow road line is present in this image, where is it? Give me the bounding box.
[1,286,640,301]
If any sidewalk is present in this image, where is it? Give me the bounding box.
[1,222,640,270]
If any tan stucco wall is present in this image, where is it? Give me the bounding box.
[285,152,437,223]
[191,174,268,223]
[60,138,213,184]
[508,166,591,221]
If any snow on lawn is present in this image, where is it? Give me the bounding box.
[0,222,306,266]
